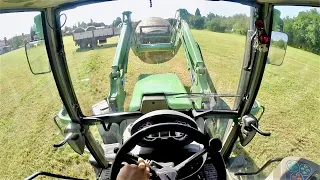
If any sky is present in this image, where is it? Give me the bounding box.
[0,0,318,39]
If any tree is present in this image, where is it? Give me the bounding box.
[195,8,201,17]
[293,9,319,54]
[80,21,87,28]
[113,17,122,27]
[64,26,72,32]
[206,13,217,21]
[271,39,287,49]
[167,18,177,26]
[72,24,77,30]
[189,16,205,29]
[231,14,249,35]
[205,18,228,32]
[283,16,294,45]
[10,35,23,49]
[282,8,320,54]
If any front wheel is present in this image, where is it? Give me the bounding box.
[90,39,98,48]
[79,41,88,49]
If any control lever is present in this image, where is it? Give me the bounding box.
[239,114,270,146]
[25,171,87,180]
[54,132,79,148]
[234,158,283,176]
[251,124,271,136]
[53,122,85,154]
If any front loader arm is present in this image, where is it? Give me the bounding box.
[108,11,133,112]
[108,10,217,111]
[174,9,217,109]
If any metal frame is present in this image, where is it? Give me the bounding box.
[43,7,108,167]
[221,3,274,159]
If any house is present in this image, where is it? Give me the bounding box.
[0,39,11,55]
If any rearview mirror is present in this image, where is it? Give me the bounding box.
[25,39,51,75]
[267,31,288,66]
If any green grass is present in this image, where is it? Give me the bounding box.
[0,30,319,179]
[26,42,51,73]
[268,46,286,65]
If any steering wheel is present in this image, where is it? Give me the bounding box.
[110,110,226,180]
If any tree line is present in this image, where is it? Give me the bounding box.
[282,9,319,54]
[168,8,249,35]
[2,34,30,50]
[62,8,319,54]
[169,8,319,55]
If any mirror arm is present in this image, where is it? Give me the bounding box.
[250,123,271,136]
[53,132,76,148]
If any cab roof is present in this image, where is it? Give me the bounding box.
[0,0,319,12]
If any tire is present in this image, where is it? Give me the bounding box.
[79,41,88,49]
[90,39,98,48]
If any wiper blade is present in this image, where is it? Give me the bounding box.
[165,93,240,98]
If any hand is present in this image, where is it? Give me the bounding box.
[117,158,151,180]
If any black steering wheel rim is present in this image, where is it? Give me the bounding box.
[110,123,209,180]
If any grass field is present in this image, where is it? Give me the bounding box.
[0,30,319,179]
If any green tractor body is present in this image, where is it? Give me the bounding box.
[30,14,44,40]
[129,74,193,111]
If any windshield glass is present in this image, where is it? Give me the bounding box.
[61,0,250,115]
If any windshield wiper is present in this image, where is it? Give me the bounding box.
[165,93,240,98]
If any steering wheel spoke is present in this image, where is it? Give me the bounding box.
[173,148,208,171]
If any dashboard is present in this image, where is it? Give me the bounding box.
[129,112,198,147]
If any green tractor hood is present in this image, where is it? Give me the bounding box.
[129,73,193,111]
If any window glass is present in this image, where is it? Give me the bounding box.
[233,6,320,178]
[0,12,91,179]
[61,0,250,115]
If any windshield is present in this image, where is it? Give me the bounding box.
[61,0,250,115]
[1,2,320,179]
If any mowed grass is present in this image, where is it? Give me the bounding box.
[66,31,246,115]
[0,30,319,179]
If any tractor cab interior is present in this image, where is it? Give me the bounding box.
[1,0,319,179]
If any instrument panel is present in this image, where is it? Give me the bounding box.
[137,120,190,141]
[130,112,198,147]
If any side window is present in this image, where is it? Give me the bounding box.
[0,12,73,179]
[60,2,121,115]
[246,6,320,178]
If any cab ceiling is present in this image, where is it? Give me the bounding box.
[0,0,319,12]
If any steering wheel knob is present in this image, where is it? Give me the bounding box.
[209,138,222,152]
